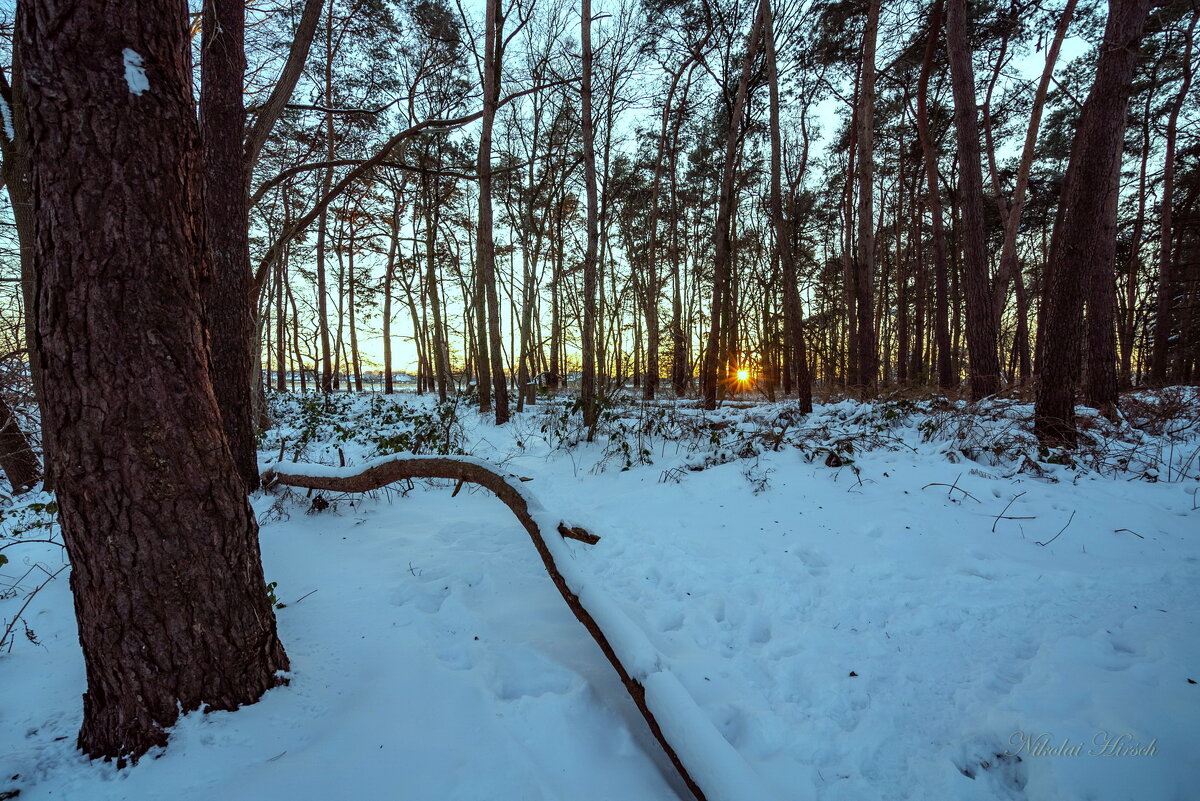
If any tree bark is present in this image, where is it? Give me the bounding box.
[765,0,812,411]
[990,0,1077,329]
[200,0,259,490]
[1035,0,1155,445]
[1149,10,1198,384]
[0,45,47,488]
[1084,155,1120,417]
[19,0,288,761]
[0,395,39,493]
[853,0,881,390]
[702,0,765,409]
[916,0,955,390]
[581,0,601,428]
[476,0,504,420]
[946,0,1001,400]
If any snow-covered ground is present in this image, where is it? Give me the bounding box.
[2,391,1198,800]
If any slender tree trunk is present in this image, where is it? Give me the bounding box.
[477,0,506,421]
[853,0,881,390]
[1084,156,1120,416]
[276,245,287,392]
[548,192,563,390]
[1122,87,1154,387]
[383,193,400,395]
[581,0,600,429]
[703,0,765,409]
[0,395,39,493]
[316,10,334,393]
[946,0,1001,400]
[765,0,812,411]
[991,0,1077,327]
[425,181,450,402]
[1150,11,1198,384]
[916,0,954,390]
[19,0,287,760]
[198,0,259,490]
[348,224,362,393]
[0,49,46,489]
[1035,0,1155,445]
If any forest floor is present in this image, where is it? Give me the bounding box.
[1,388,1198,801]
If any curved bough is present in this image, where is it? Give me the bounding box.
[262,454,778,801]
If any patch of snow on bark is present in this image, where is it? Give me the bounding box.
[122,49,149,96]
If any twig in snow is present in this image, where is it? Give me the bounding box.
[1114,528,1145,539]
[1036,510,1076,547]
[921,474,981,503]
[990,492,1035,533]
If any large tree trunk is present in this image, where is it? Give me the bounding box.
[19,0,288,762]
[946,0,1002,400]
[1035,0,1155,445]
[200,0,259,490]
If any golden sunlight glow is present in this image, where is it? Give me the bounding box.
[736,369,750,382]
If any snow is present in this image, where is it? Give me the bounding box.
[2,393,1198,800]
[0,94,14,141]
[122,49,149,96]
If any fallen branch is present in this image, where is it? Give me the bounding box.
[261,455,774,801]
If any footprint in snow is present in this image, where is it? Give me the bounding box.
[490,652,576,701]
[793,548,830,577]
[652,610,685,633]
[747,615,772,645]
[1096,635,1139,671]
[953,735,1028,800]
[390,580,451,615]
[432,639,475,671]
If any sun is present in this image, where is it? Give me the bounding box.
[736,369,750,382]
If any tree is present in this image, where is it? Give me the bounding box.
[200,0,259,490]
[702,0,765,410]
[945,0,1001,399]
[852,0,881,391]
[1150,8,1199,384]
[0,43,49,488]
[581,0,601,429]
[915,0,955,390]
[19,0,288,761]
[0,394,39,493]
[764,0,812,411]
[476,0,509,423]
[1035,0,1156,445]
